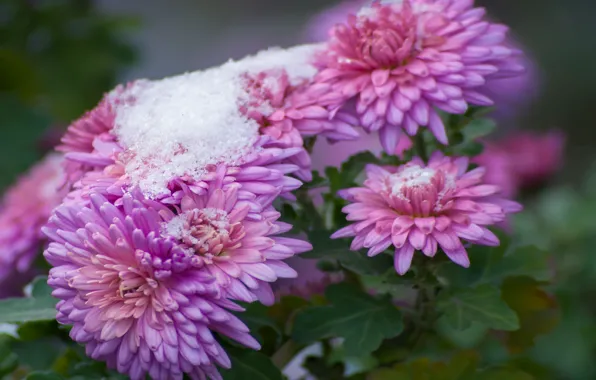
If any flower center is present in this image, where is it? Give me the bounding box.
[166,208,234,257]
[388,164,437,197]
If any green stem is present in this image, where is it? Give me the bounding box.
[414,132,428,162]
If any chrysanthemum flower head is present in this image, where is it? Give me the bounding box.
[0,154,66,298]
[242,66,360,180]
[44,191,261,380]
[332,152,521,275]
[314,0,524,153]
[160,174,312,305]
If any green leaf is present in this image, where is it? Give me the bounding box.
[461,118,497,141]
[337,251,393,276]
[482,246,550,284]
[437,242,550,288]
[238,303,282,349]
[436,318,488,349]
[369,351,532,380]
[0,276,56,324]
[437,285,520,331]
[500,276,560,353]
[302,230,350,259]
[0,334,18,377]
[25,371,64,380]
[221,348,283,380]
[292,283,404,356]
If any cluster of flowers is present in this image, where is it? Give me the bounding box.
[0,1,550,379]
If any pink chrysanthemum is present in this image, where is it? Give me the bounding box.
[314,0,524,153]
[243,69,359,180]
[43,191,260,380]
[332,152,522,275]
[0,154,66,298]
[159,173,312,305]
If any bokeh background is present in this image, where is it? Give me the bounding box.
[1,1,596,379]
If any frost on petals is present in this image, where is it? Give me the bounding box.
[332,152,522,275]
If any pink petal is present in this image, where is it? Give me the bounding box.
[394,244,415,275]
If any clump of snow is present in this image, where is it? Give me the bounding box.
[113,44,320,197]
[389,165,437,196]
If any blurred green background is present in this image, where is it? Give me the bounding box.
[1,1,595,378]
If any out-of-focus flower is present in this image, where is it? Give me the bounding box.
[313,0,524,153]
[474,130,564,196]
[272,257,343,300]
[0,154,66,298]
[332,152,521,275]
[160,172,312,305]
[44,191,261,380]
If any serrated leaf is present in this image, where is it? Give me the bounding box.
[437,285,520,331]
[221,348,283,380]
[292,284,403,356]
[0,276,56,324]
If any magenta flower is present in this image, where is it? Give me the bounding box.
[160,174,312,306]
[44,191,261,380]
[499,130,565,189]
[314,0,524,153]
[0,154,66,298]
[332,152,521,275]
[474,130,565,196]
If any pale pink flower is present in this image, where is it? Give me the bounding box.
[332,152,521,274]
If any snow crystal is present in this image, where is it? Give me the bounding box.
[113,44,320,197]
